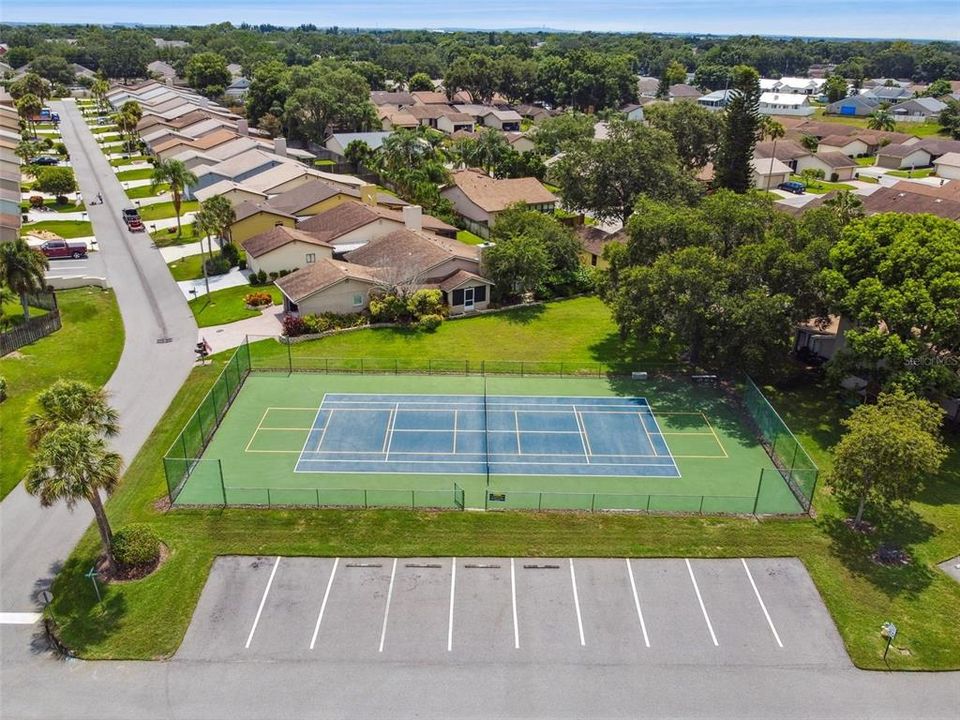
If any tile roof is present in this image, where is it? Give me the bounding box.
[241,225,333,258]
[445,169,557,213]
[275,258,383,303]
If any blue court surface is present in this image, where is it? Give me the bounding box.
[295,394,681,478]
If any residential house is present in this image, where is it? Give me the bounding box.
[750,156,792,189]
[759,92,815,116]
[777,77,827,95]
[576,226,624,269]
[933,152,960,181]
[187,149,287,197]
[436,110,476,134]
[480,108,522,132]
[515,104,554,123]
[754,140,811,171]
[620,103,645,122]
[889,97,947,121]
[241,163,325,196]
[265,180,404,217]
[817,135,870,157]
[637,76,660,98]
[861,85,913,103]
[274,257,384,315]
[324,132,392,157]
[825,94,880,117]
[153,128,240,160]
[504,133,536,153]
[227,63,243,78]
[193,180,269,207]
[790,121,859,141]
[697,89,733,111]
[229,201,297,244]
[224,77,251,101]
[803,184,960,221]
[168,149,218,171]
[241,225,335,275]
[440,169,557,238]
[377,106,419,131]
[877,138,960,169]
[147,60,178,82]
[370,91,416,107]
[795,151,858,182]
[794,316,851,362]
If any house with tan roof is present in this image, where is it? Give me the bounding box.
[297,200,456,252]
[275,258,385,316]
[241,225,335,275]
[795,151,858,182]
[440,169,558,238]
[877,138,960,169]
[817,135,870,157]
[750,156,792,189]
[193,180,269,206]
[932,152,960,181]
[266,181,405,217]
[377,106,419,131]
[479,108,522,132]
[229,201,297,243]
[436,109,476,134]
[576,226,625,269]
[188,149,288,197]
[240,163,325,196]
[154,128,240,160]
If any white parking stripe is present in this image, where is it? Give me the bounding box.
[625,559,650,648]
[741,558,783,648]
[378,558,398,653]
[685,559,719,647]
[447,558,456,652]
[510,558,519,649]
[245,556,280,649]
[0,612,42,624]
[569,558,586,646]
[309,557,339,650]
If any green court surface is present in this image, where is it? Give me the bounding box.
[172,372,803,514]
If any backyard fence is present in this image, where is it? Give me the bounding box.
[1,309,62,356]
[742,375,820,512]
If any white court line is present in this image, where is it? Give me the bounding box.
[510,558,519,649]
[309,557,339,650]
[384,403,399,462]
[637,411,659,457]
[245,556,280,649]
[452,410,458,454]
[378,558,398,653]
[625,559,651,648]
[447,558,456,652]
[381,405,396,453]
[569,558,586,646]
[514,411,522,454]
[741,558,783,648]
[244,408,271,452]
[685,559,719,647]
[572,407,592,462]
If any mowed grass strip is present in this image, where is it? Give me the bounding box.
[0,288,123,498]
[44,298,960,669]
[116,168,156,182]
[139,200,199,221]
[21,220,93,239]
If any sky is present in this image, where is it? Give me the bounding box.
[5,0,959,41]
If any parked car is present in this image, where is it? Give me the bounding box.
[29,156,59,166]
[127,218,146,233]
[777,180,806,195]
[122,208,141,225]
[40,240,87,259]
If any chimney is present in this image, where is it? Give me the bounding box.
[403,205,423,232]
[237,118,248,136]
[274,136,287,158]
[360,184,377,207]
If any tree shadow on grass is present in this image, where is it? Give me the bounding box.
[819,504,937,600]
[48,552,128,656]
[495,304,546,325]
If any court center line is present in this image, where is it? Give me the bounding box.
[378,558,398,653]
[309,557,339,650]
[245,556,281,649]
[572,408,591,463]
[625,558,651,648]
[685,559,719,647]
[384,403,399,462]
[447,558,456,652]
[569,558,586,647]
[514,411,522,454]
[741,558,783,648]
[510,558,519,649]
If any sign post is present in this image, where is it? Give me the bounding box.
[85,566,101,604]
[880,621,897,660]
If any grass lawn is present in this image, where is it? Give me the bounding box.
[45,296,960,670]
[150,224,200,247]
[854,156,876,166]
[456,229,485,245]
[21,220,93,239]
[21,199,86,213]
[790,175,856,195]
[109,156,150,167]
[0,288,123,499]
[116,168,156,182]
[189,284,280,327]
[91,125,118,134]
[139,200,199,221]
[167,253,208,282]
[97,134,122,144]
[0,299,48,326]
[314,159,335,166]
[810,110,946,138]
[856,174,880,184]
[125,183,169,200]
[887,167,937,179]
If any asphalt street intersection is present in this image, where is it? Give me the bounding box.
[178,556,848,667]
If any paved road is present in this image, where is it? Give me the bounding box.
[0,99,197,613]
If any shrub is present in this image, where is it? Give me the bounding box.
[112,524,161,569]
[221,243,240,266]
[269,271,279,281]
[0,376,7,403]
[29,195,44,208]
[257,269,268,285]
[248,273,259,287]
[368,293,408,323]
[302,314,333,334]
[204,255,230,276]
[281,315,308,337]
[238,258,247,270]
[407,288,444,319]
[54,142,68,157]
[418,313,443,332]
[244,291,273,307]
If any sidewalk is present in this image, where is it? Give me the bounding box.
[197,305,284,354]
[178,266,252,298]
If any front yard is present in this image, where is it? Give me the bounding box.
[188,284,282,327]
[21,220,93,239]
[887,167,937,179]
[790,175,856,194]
[139,200,199,221]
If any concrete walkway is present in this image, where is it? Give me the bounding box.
[178,266,252,299]
[198,305,284,353]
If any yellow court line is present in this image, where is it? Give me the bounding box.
[244,408,272,453]
[671,453,729,459]
[700,412,729,459]
[264,406,321,411]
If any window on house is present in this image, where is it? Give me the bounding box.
[474,286,487,303]
[591,254,598,267]
[452,289,465,306]
[352,293,363,307]
[305,253,316,263]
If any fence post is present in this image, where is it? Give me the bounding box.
[286,337,292,374]
[789,443,800,475]
[590,493,595,512]
[218,459,226,506]
[395,358,398,375]
[266,488,271,507]
[361,358,364,374]
[753,469,763,515]
[363,489,368,508]
[316,488,320,507]
[698,496,704,514]
[646,495,651,512]
[538,492,542,511]
[411,490,416,508]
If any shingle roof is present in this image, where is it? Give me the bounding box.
[232,201,297,223]
[241,225,333,258]
[933,151,960,168]
[242,163,320,193]
[438,269,493,292]
[819,134,864,148]
[297,200,454,242]
[345,228,479,272]
[193,180,267,203]
[412,91,450,105]
[266,180,350,214]
[669,84,702,98]
[370,91,415,106]
[576,226,624,258]
[814,151,858,169]
[444,170,557,213]
[754,140,810,162]
[275,258,383,303]
[804,186,960,220]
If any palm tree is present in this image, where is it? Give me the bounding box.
[0,239,49,319]
[15,138,40,165]
[759,116,785,190]
[15,93,41,137]
[151,159,198,238]
[26,379,120,447]
[90,78,109,114]
[473,129,511,176]
[26,423,123,573]
[824,190,865,225]
[867,108,896,132]
[200,194,236,246]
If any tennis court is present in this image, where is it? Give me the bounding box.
[167,365,811,514]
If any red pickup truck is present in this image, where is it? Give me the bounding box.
[39,240,88,259]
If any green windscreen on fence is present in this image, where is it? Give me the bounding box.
[742,376,819,511]
[163,344,251,501]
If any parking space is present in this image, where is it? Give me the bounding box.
[178,556,848,668]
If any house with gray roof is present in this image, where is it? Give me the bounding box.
[325,132,393,157]
[890,97,948,121]
[825,94,880,117]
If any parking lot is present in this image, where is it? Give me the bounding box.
[177,556,848,667]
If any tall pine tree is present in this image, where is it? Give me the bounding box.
[714,65,761,194]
